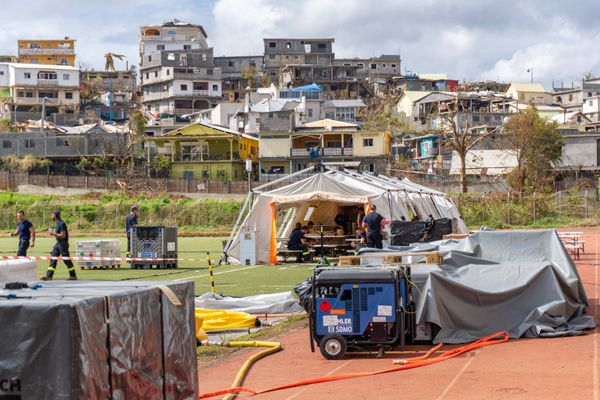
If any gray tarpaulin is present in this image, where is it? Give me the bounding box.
[195,292,304,314]
[0,281,198,400]
[359,229,596,343]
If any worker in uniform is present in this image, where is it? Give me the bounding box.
[351,227,367,252]
[362,205,385,249]
[9,210,35,257]
[334,208,350,234]
[125,205,139,256]
[288,225,311,262]
[41,210,77,281]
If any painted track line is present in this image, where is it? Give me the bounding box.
[174,264,263,281]
[435,349,479,400]
[284,360,353,400]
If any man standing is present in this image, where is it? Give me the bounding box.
[125,206,139,256]
[41,210,77,281]
[362,205,385,249]
[9,210,35,256]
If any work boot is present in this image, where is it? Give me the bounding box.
[67,276,78,281]
[40,275,52,281]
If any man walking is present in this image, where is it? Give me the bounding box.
[41,210,77,281]
[362,205,386,249]
[125,206,139,256]
[9,210,35,256]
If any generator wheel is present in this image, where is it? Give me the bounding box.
[319,334,347,360]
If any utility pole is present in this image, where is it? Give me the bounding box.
[245,157,252,193]
[527,68,533,83]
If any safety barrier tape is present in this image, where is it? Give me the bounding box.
[0,255,212,262]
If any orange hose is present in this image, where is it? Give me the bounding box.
[199,331,509,399]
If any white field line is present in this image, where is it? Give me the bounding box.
[593,231,598,400]
[435,350,479,400]
[284,360,353,400]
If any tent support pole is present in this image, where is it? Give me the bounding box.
[253,165,317,193]
[222,191,253,258]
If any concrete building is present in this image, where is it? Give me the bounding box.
[259,118,391,177]
[139,20,220,117]
[505,82,552,105]
[139,20,207,63]
[18,38,76,66]
[334,54,401,95]
[263,38,366,99]
[80,69,138,121]
[0,62,80,118]
[214,55,264,102]
[140,48,221,116]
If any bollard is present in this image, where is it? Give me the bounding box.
[207,251,215,294]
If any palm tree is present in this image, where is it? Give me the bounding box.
[104,53,125,72]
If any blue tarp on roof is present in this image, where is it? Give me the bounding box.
[292,83,321,91]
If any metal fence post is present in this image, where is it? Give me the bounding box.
[532,191,536,224]
[585,189,589,219]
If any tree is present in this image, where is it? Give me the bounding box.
[361,96,405,134]
[437,95,498,193]
[504,106,563,195]
[0,119,17,132]
[104,53,125,72]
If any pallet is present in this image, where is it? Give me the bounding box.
[79,264,121,270]
[442,234,470,240]
[338,251,444,266]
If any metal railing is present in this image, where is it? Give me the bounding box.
[290,147,354,157]
[19,48,74,55]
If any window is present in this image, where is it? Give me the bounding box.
[145,73,149,79]
[357,63,364,67]
[249,61,256,67]
[63,74,69,80]
[24,139,35,148]
[344,63,351,66]
[183,44,192,50]
[207,69,213,75]
[65,92,73,99]
[59,58,68,65]
[269,54,275,59]
[166,69,170,76]
[202,54,207,61]
[363,138,374,147]
[0,71,3,76]
[24,73,31,79]
[157,45,165,50]
[30,58,39,64]
[17,91,24,97]
[269,41,276,48]
[317,43,326,49]
[391,64,397,68]
[25,92,33,98]
[286,42,291,49]
[472,115,480,122]
[56,138,70,147]
[228,61,234,67]
[180,84,188,91]
[212,84,218,91]
[38,91,57,98]
[268,113,274,118]
[194,82,208,90]
[382,64,386,67]
[368,163,375,172]
[148,55,152,62]
[154,71,158,77]
[307,108,313,118]
[370,64,377,69]
[38,71,57,80]
[2,140,11,149]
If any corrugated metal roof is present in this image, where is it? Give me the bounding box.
[508,82,547,93]
[328,99,366,108]
[418,73,448,81]
[300,118,358,129]
[400,90,431,102]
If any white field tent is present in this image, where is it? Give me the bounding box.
[224,166,467,264]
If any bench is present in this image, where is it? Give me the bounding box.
[564,242,584,260]
[277,249,315,262]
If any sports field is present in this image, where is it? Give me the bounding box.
[0,236,313,296]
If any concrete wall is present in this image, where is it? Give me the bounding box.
[559,134,600,168]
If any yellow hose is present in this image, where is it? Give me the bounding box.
[222,341,282,400]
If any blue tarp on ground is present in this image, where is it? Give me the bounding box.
[292,83,321,91]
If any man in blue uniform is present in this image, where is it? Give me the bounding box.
[41,210,77,281]
[125,206,139,256]
[288,225,311,262]
[362,205,385,249]
[9,210,35,256]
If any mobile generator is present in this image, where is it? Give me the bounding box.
[309,266,419,359]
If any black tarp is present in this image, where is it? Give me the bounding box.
[0,281,197,399]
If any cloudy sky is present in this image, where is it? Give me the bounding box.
[1,0,599,89]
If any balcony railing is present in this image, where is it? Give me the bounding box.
[13,97,60,105]
[290,147,353,157]
[19,48,74,55]
[37,79,59,86]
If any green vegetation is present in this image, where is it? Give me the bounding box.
[453,189,598,229]
[0,191,241,231]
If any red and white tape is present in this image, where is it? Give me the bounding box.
[0,255,208,262]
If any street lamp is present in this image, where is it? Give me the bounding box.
[527,68,533,83]
[245,156,252,193]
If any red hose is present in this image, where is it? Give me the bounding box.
[199,331,509,399]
